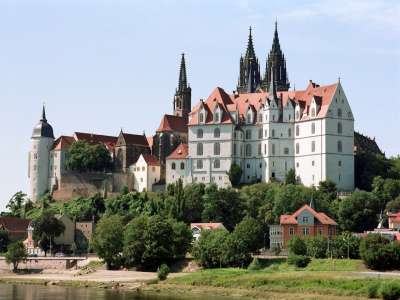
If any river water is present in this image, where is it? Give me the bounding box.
[0,284,232,300]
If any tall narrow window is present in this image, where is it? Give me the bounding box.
[180,162,185,170]
[197,128,203,138]
[311,122,315,134]
[337,140,343,153]
[214,112,220,123]
[214,127,220,138]
[247,112,252,124]
[337,108,342,118]
[272,144,276,155]
[288,128,292,137]
[296,143,300,154]
[258,144,262,155]
[199,113,204,123]
[197,143,203,155]
[246,129,252,140]
[246,144,252,156]
[213,159,220,169]
[311,141,316,152]
[337,122,342,134]
[258,128,263,139]
[172,162,176,170]
[296,125,300,136]
[214,142,220,155]
[311,108,316,117]
[272,129,275,137]
[197,160,203,169]
[264,144,267,155]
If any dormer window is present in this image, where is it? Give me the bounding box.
[311,108,316,117]
[199,113,204,123]
[258,113,263,123]
[214,112,219,122]
[296,110,300,120]
[246,111,253,124]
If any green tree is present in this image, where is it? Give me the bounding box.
[285,169,297,185]
[5,241,27,272]
[319,180,337,199]
[32,211,65,256]
[331,232,360,259]
[386,195,400,213]
[0,230,10,253]
[360,234,400,270]
[6,191,29,218]
[64,194,105,221]
[170,220,193,259]
[92,215,124,269]
[182,183,205,223]
[227,163,242,187]
[66,140,112,172]
[306,236,328,258]
[288,236,307,256]
[338,191,380,232]
[231,217,263,253]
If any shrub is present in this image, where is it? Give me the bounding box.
[287,254,311,268]
[367,283,380,299]
[331,232,361,259]
[380,282,400,300]
[360,234,400,270]
[306,236,328,258]
[288,237,307,256]
[5,241,27,272]
[157,264,170,281]
[247,257,263,271]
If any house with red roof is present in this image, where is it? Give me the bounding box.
[190,223,226,241]
[0,217,31,241]
[270,200,338,249]
[166,143,189,185]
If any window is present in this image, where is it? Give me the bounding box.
[311,107,316,117]
[264,144,267,155]
[272,115,275,121]
[245,129,252,140]
[272,129,275,137]
[33,153,38,159]
[296,143,300,154]
[265,114,268,122]
[296,111,300,120]
[246,163,250,169]
[258,128,263,139]
[302,227,309,236]
[199,113,204,123]
[197,143,203,155]
[264,129,268,138]
[311,141,316,152]
[296,125,300,136]
[311,122,315,134]
[247,112,252,124]
[318,227,323,235]
[289,227,295,236]
[213,159,220,169]
[258,144,262,155]
[171,162,176,170]
[233,144,237,155]
[312,160,315,166]
[288,128,292,137]
[246,144,252,156]
[197,128,203,138]
[197,160,203,169]
[338,160,342,167]
[302,216,309,223]
[258,113,263,122]
[142,167,145,171]
[272,144,276,155]
[337,108,342,118]
[284,147,289,155]
[259,163,262,168]
[337,122,342,134]
[180,162,185,170]
[337,140,343,153]
[296,162,299,168]
[214,142,220,155]
[214,127,220,138]
[214,112,220,123]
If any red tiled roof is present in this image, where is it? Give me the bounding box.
[141,154,160,166]
[166,143,188,160]
[157,114,187,133]
[189,81,339,125]
[0,217,30,233]
[280,204,337,226]
[120,133,149,147]
[52,136,75,150]
[190,223,225,230]
[74,132,118,151]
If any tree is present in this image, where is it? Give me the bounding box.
[306,236,328,258]
[288,236,307,256]
[338,191,380,232]
[64,194,105,221]
[32,211,65,256]
[66,140,112,172]
[92,215,124,269]
[170,220,193,259]
[231,217,263,253]
[227,163,242,187]
[319,181,337,199]
[360,234,400,270]
[0,230,10,253]
[331,232,360,259]
[182,183,205,223]
[285,169,297,185]
[5,241,27,272]
[6,191,29,218]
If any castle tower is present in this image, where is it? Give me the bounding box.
[261,21,290,92]
[28,105,55,202]
[173,53,192,120]
[237,27,261,94]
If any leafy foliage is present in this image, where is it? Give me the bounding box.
[5,191,32,218]
[63,194,105,221]
[5,241,27,271]
[284,169,297,185]
[0,230,10,253]
[331,232,361,259]
[306,236,328,258]
[287,254,311,268]
[66,140,112,172]
[227,163,242,187]
[380,282,400,300]
[288,236,307,256]
[157,263,170,281]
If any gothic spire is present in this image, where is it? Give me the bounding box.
[245,26,256,59]
[178,53,187,92]
[272,20,281,51]
[41,104,47,122]
[268,66,277,100]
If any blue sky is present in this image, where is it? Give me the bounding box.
[0,0,399,210]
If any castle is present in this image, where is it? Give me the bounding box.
[28,23,354,202]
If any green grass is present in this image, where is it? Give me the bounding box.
[165,259,393,298]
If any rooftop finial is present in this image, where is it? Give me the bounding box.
[338,76,341,83]
[41,103,47,122]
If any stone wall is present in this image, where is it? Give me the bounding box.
[0,257,85,270]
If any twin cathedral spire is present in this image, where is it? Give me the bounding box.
[237,22,290,94]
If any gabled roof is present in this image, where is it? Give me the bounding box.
[280,204,337,226]
[119,132,149,147]
[0,217,31,233]
[190,223,226,230]
[74,132,118,151]
[166,143,188,160]
[141,154,160,166]
[157,114,187,133]
[52,135,75,150]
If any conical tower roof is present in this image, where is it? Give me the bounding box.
[32,105,54,138]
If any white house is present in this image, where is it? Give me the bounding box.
[131,154,161,192]
[190,223,226,241]
[166,143,189,185]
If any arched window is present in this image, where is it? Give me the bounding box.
[213,159,220,169]
[246,144,252,156]
[197,128,203,138]
[311,122,316,134]
[199,113,204,123]
[288,128,292,137]
[296,125,300,136]
[296,143,300,154]
[337,108,342,118]
[197,143,203,155]
[171,162,176,170]
[337,122,342,134]
[337,140,343,153]
[180,162,185,170]
[214,128,220,138]
[197,159,203,169]
[214,142,220,155]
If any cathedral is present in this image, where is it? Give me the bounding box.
[28,23,355,202]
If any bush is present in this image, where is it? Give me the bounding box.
[331,232,361,259]
[287,254,311,268]
[157,264,170,281]
[367,283,380,298]
[306,236,328,258]
[247,257,263,271]
[5,241,27,272]
[360,234,400,270]
[288,237,307,256]
[380,282,400,300]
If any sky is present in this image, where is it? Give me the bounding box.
[0,0,399,211]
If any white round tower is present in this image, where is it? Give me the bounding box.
[29,105,55,202]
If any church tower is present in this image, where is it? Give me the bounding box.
[261,22,290,92]
[237,27,261,94]
[173,53,191,120]
[29,105,55,202]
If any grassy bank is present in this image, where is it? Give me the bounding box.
[149,259,400,299]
